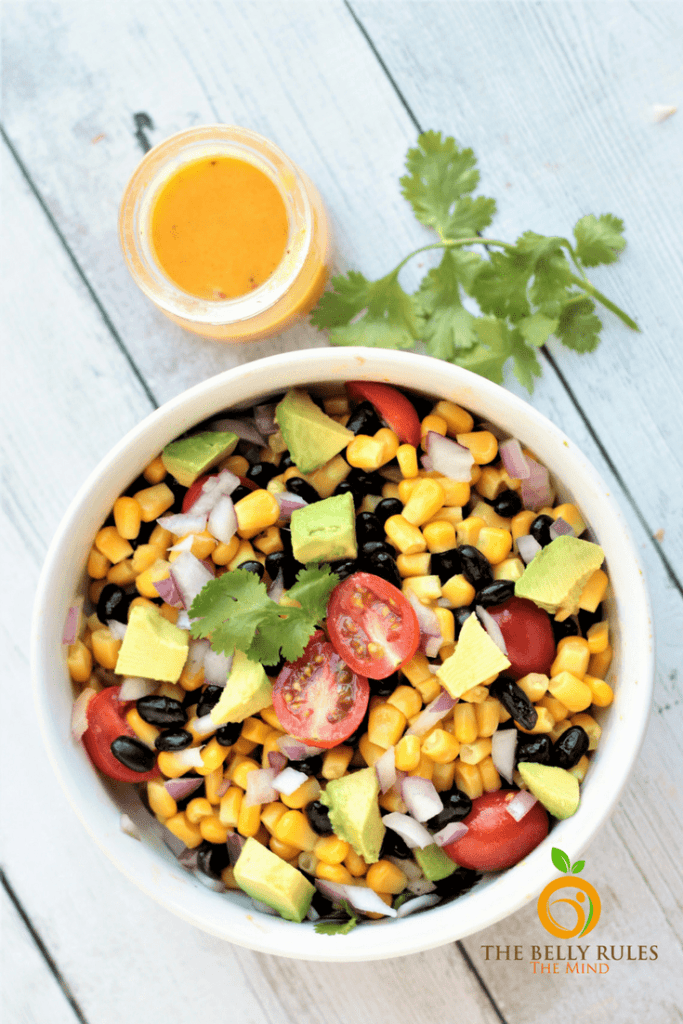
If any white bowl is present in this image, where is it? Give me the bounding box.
[32,348,653,961]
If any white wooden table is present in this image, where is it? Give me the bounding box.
[3,2,683,1021]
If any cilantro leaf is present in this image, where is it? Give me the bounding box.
[529,252,574,317]
[316,270,419,350]
[454,317,512,385]
[573,214,626,267]
[314,915,358,935]
[444,195,497,240]
[510,328,544,391]
[310,270,371,329]
[518,312,559,348]
[416,250,478,360]
[470,250,532,321]
[400,131,483,238]
[555,297,603,352]
[189,565,339,668]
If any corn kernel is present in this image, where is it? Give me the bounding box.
[164,812,203,849]
[368,703,407,748]
[366,860,407,895]
[126,707,160,747]
[588,643,613,680]
[402,575,442,604]
[569,754,590,783]
[550,636,591,680]
[402,478,445,527]
[459,737,492,765]
[67,640,92,683]
[218,786,243,827]
[421,728,460,764]
[95,526,134,565]
[423,521,456,554]
[346,435,385,471]
[456,430,498,464]
[511,510,537,547]
[230,756,261,789]
[408,752,434,780]
[571,712,602,750]
[344,848,367,877]
[479,755,502,792]
[147,779,176,819]
[186,797,214,824]
[387,685,422,719]
[585,674,614,707]
[273,810,317,852]
[552,503,586,537]
[517,706,555,734]
[433,400,474,435]
[237,800,262,837]
[87,546,111,580]
[548,672,593,713]
[281,776,321,809]
[91,628,122,669]
[578,569,609,613]
[241,717,273,745]
[227,539,259,572]
[234,489,280,539]
[106,559,137,587]
[538,693,570,723]
[453,703,478,744]
[396,444,419,478]
[469,499,511,532]
[493,557,525,582]
[517,673,549,703]
[586,621,609,654]
[431,759,457,792]
[460,684,490,703]
[204,766,225,805]
[455,516,485,546]
[113,496,142,540]
[135,558,171,598]
[395,734,421,771]
[475,698,500,738]
[134,483,174,522]
[385,515,427,555]
[476,466,509,501]
[453,761,483,800]
[441,573,476,608]
[314,835,350,865]
[476,526,512,565]
[397,552,432,577]
[420,415,448,447]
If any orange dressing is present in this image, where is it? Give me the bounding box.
[151,156,289,300]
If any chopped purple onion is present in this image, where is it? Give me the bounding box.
[426,431,474,481]
[506,790,538,822]
[491,728,517,785]
[475,605,508,655]
[499,438,530,480]
[402,777,443,822]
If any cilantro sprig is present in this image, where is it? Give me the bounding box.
[189,564,339,667]
[311,131,638,391]
[314,899,359,935]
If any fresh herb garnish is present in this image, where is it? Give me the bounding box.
[314,899,359,935]
[311,131,638,391]
[189,564,339,666]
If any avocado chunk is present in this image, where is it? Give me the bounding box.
[210,650,273,724]
[436,613,511,698]
[233,837,315,922]
[275,389,354,474]
[115,604,188,682]
[320,767,385,864]
[517,761,580,820]
[414,843,458,881]
[515,535,605,620]
[161,431,239,487]
[290,491,358,564]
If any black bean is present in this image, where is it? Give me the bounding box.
[237,560,265,580]
[433,867,480,901]
[431,548,462,585]
[370,671,399,697]
[155,728,193,751]
[127,519,157,549]
[280,452,295,469]
[476,580,516,608]
[374,497,403,524]
[365,549,402,589]
[490,678,538,730]
[493,489,522,518]
[196,685,223,718]
[515,733,552,766]
[278,526,293,556]
[296,755,323,777]
[245,462,278,487]
[360,540,393,559]
[453,606,474,639]
[230,485,252,504]
[328,559,357,582]
[96,584,131,625]
[346,401,382,437]
[307,801,333,835]
[197,841,231,879]
[110,735,156,772]
[347,469,385,497]
[333,480,363,509]
[405,391,433,421]
[265,550,302,589]
[165,476,188,513]
[355,511,384,545]
[578,604,604,636]
[380,825,412,860]
[215,721,242,746]
[553,617,580,643]
[530,514,554,547]
[136,695,187,728]
[427,787,473,830]
[286,476,320,504]
[552,726,590,770]
[459,545,494,589]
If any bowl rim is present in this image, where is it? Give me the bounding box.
[31,347,654,961]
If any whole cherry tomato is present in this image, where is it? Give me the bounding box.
[442,790,549,871]
[486,597,555,679]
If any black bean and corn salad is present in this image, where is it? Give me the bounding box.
[65,382,614,929]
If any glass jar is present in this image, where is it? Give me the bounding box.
[119,125,331,341]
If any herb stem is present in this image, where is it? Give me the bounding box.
[391,237,513,276]
[568,274,640,331]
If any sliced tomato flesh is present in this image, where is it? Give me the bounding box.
[346,381,422,449]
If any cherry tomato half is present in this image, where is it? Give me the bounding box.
[346,381,421,449]
[182,474,210,513]
[486,597,555,680]
[272,632,369,749]
[442,790,549,871]
[81,686,158,783]
[327,572,420,679]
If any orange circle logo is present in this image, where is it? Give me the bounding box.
[538,876,601,938]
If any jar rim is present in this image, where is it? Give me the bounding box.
[119,125,314,326]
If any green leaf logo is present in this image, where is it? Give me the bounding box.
[571,860,585,874]
[551,847,571,873]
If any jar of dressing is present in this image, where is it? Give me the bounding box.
[119,125,331,341]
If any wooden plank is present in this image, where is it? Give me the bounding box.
[1,885,84,1024]
[0,83,503,1024]
[349,0,683,580]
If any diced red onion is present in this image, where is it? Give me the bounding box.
[172,747,205,770]
[194,870,226,893]
[491,729,517,784]
[207,494,237,545]
[375,745,397,794]
[402,777,443,822]
[210,417,265,447]
[517,534,542,564]
[192,713,218,738]
[169,551,214,610]
[406,591,443,658]
[396,894,441,917]
[275,491,309,520]
[273,767,309,795]
[499,438,530,480]
[549,516,574,539]
[164,777,203,801]
[406,877,437,895]
[119,813,142,840]
[204,649,233,687]
[386,855,422,882]
[153,574,184,606]
[407,689,457,737]
[277,735,325,760]
[520,458,553,511]
[315,881,397,918]
[216,777,230,799]
[267,569,285,604]
[244,768,278,807]
[117,676,156,701]
[157,511,208,536]
[62,598,84,645]
[176,846,200,871]
[506,790,538,822]
[475,605,508,655]
[106,619,127,642]
[71,687,96,741]
[251,897,279,915]
[426,431,475,482]
[253,403,278,436]
[268,751,287,773]
[189,469,241,516]
[421,454,433,471]
[433,821,468,847]
[382,811,434,849]
[227,832,246,865]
